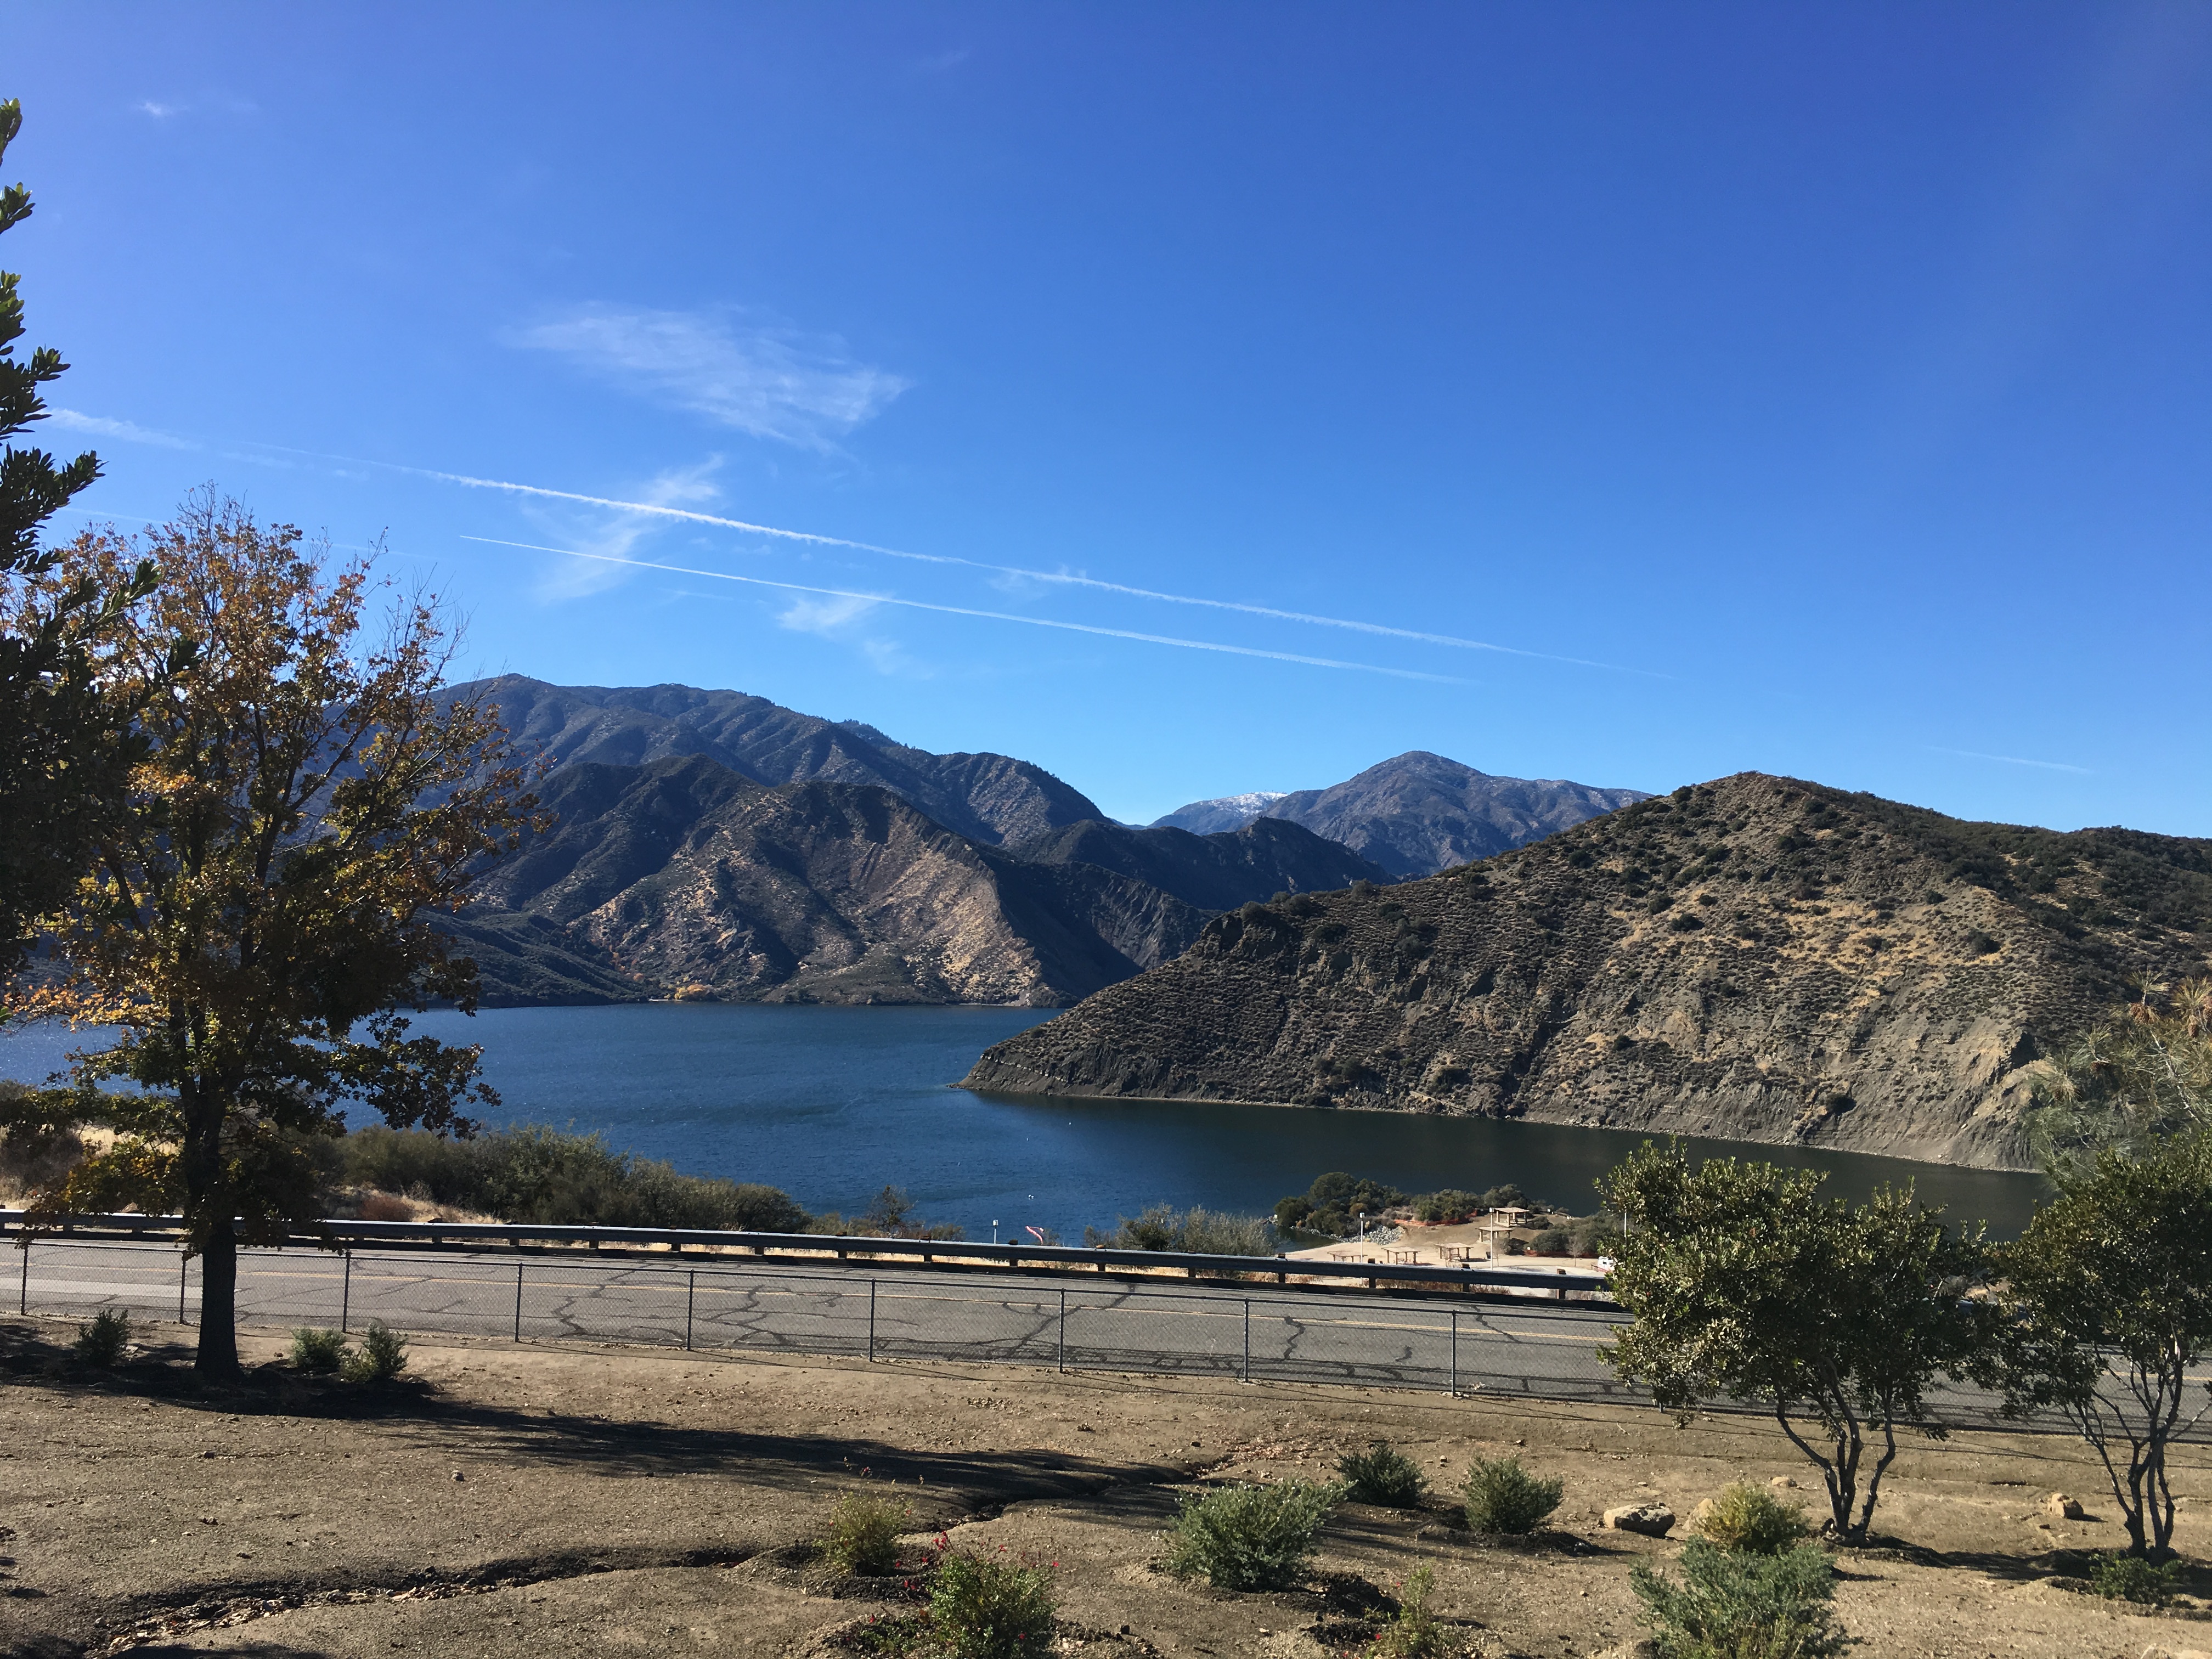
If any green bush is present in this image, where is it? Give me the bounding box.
[1413,1189,1478,1225]
[1530,1228,1573,1257]
[1372,1564,1448,1659]
[290,1327,349,1373]
[928,1548,1056,1658]
[1462,1457,1562,1535]
[823,1491,910,1576]
[1692,1482,1812,1556]
[2087,1550,2181,1605]
[1336,1440,1428,1508]
[1165,1480,1340,1590]
[340,1321,407,1384]
[1631,1538,1844,1658]
[1083,1204,1274,1257]
[73,1306,131,1367]
[340,1124,812,1232]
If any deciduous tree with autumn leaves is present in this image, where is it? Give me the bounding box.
[14,495,541,1380]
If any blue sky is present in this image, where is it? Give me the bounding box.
[6,4,2209,833]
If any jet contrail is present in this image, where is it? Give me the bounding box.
[417,467,1646,674]
[54,411,1653,675]
[460,537,1470,684]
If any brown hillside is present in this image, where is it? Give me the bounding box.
[961,772,2212,1168]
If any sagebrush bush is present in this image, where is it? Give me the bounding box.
[1462,1457,1562,1535]
[928,1548,1057,1658]
[74,1306,131,1367]
[1692,1482,1812,1556]
[1372,1564,1449,1659]
[290,1328,349,1373]
[1632,1538,1844,1659]
[822,1492,909,1576]
[340,1321,407,1384]
[2088,1550,2181,1605]
[1336,1440,1428,1508]
[1165,1480,1340,1590]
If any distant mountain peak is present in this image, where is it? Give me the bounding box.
[1154,753,1647,875]
[1150,791,1288,834]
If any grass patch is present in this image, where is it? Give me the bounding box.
[822,1492,911,1576]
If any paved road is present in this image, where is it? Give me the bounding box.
[14,1237,1634,1401]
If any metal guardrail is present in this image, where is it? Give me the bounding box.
[0,1210,1613,1300]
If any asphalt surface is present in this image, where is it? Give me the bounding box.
[17,1236,1636,1401]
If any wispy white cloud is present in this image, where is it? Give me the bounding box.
[48,409,199,450]
[913,48,971,73]
[1928,745,2093,776]
[461,536,1470,685]
[777,592,880,635]
[137,100,181,119]
[505,305,910,449]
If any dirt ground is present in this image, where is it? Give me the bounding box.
[3,1313,2209,1659]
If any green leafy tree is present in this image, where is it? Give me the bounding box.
[27,496,540,1380]
[0,98,173,977]
[1600,1144,1991,1543]
[1994,1131,2212,1559]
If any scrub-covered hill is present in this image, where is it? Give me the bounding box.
[963,773,2212,1168]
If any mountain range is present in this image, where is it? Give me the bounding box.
[1155,753,1651,876]
[966,773,2212,1170]
[437,679,1626,1007]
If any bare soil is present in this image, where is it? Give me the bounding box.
[3,1313,2208,1658]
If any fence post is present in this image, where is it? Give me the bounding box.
[867,1279,877,1362]
[1058,1286,1066,1374]
[19,1239,27,1316]
[341,1252,352,1334]
[1448,1308,1457,1398]
[1242,1299,1251,1383]
[179,1251,189,1325]
[512,1260,523,1342]
[685,1269,696,1352]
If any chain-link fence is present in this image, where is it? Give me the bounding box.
[19,1237,2161,1438]
[15,1237,1638,1402]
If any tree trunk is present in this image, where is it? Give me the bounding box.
[194,1216,240,1382]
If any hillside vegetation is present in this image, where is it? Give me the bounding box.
[963,773,2212,1169]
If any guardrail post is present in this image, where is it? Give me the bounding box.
[1448,1308,1457,1397]
[1057,1286,1066,1373]
[1242,1300,1251,1383]
[867,1279,877,1362]
[512,1260,523,1342]
[685,1269,695,1351]
[341,1252,352,1334]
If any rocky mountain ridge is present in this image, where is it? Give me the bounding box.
[449,676,1103,846]
[1153,752,1650,876]
[964,773,2212,1169]
[447,755,1391,1007]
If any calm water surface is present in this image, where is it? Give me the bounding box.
[0,1004,2050,1239]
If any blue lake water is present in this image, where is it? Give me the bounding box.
[0,1004,2051,1239]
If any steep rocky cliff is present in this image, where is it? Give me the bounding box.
[963,774,2212,1169]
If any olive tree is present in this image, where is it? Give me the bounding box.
[28,495,540,1380]
[1601,1144,1992,1543]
